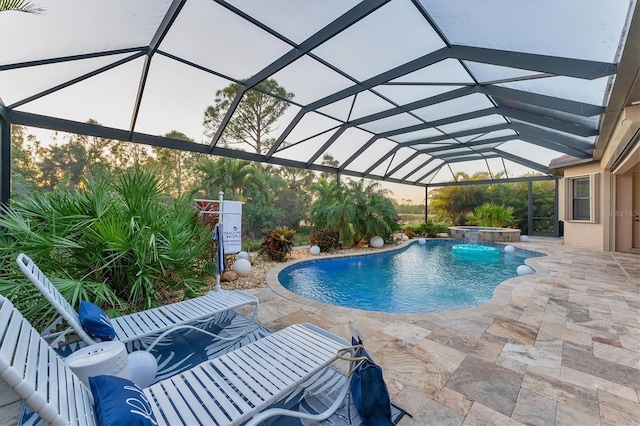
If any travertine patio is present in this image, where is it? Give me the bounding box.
[246,237,639,425]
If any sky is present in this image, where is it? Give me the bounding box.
[2,0,632,205]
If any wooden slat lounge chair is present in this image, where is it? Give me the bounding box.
[16,253,259,350]
[0,295,352,425]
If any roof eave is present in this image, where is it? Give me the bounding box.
[593,1,640,160]
[548,157,599,176]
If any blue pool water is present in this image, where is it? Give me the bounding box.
[278,240,543,313]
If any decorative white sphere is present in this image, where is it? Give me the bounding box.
[370,236,384,248]
[520,235,529,242]
[517,265,535,276]
[402,234,409,241]
[310,245,320,255]
[233,258,252,276]
[128,351,158,388]
[418,238,426,245]
[504,245,515,253]
[237,251,249,260]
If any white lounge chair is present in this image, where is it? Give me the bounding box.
[16,253,259,350]
[0,295,352,426]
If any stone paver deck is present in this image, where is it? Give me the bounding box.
[247,237,640,425]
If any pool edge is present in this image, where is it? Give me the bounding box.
[264,238,550,320]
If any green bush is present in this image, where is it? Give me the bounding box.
[309,228,341,252]
[0,169,212,328]
[293,226,312,246]
[465,203,516,228]
[402,223,421,234]
[309,179,397,247]
[433,222,449,235]
[416,220,450,237]
[403,228,416,238]
[243,240,262,252]
[258,226,296,261]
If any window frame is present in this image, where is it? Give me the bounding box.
[565,173,598,223]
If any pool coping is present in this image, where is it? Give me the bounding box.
[265,238,550,322]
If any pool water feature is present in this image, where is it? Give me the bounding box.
[448,226,521,243]
[278,240,543,313]
[452,244,500,258]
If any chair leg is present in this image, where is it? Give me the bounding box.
[243,372,351,426]
[143,302,260,353]
[41,317,74,349]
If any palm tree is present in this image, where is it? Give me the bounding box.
[309,178,341,229]
[367,195,396,234]
[0,0,45,13]
[196,157,257,200]
[310,178,397,246]
[429,172,490,225]
[321,188,359,246]
[346,180,396,243]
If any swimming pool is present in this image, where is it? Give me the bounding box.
[278,240,543,313]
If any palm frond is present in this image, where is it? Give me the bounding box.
[0,0,45,14]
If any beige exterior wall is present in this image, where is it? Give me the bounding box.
[615,172,634,251]
[609,106,640,252]
[559,105,640,252]
[613,142,640,252]
[561,163,607,250]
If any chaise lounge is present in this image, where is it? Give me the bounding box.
[0,294,353,425]
[16,253,259,350]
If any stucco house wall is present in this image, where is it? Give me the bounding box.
[557,105,640,252]
[560,163,608,250]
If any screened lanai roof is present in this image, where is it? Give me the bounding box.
[0,0,637,186]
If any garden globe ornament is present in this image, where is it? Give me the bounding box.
[520,235,529,242]
[402,234,409,241]
[517,265,535,276]
[233,258,251,276]
[504,245,515,253]
[370,236,384,248]
[418,238,426,245]
[237,251,249,260]
[310,245,320,255]
[128,351,158,388]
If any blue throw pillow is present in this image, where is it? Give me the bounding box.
[79,301,116,341]
[89,375,157,426]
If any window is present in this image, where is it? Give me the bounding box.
[572,177,591,220]
[566,174,598,222]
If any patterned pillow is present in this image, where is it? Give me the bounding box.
[89,375,157,426]
[79,301,116,341]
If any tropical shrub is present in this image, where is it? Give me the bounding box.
[416,220,450,237]
[401,223,421,235]
[309,228,340,252]
[309,179,398,247]
[465,203,516,228]
[293,226,312,246]
[428,172,492,225]
[403,228,416,238]
[244,240,262,252]
[259,226,296,261]
[0,169,212,327]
